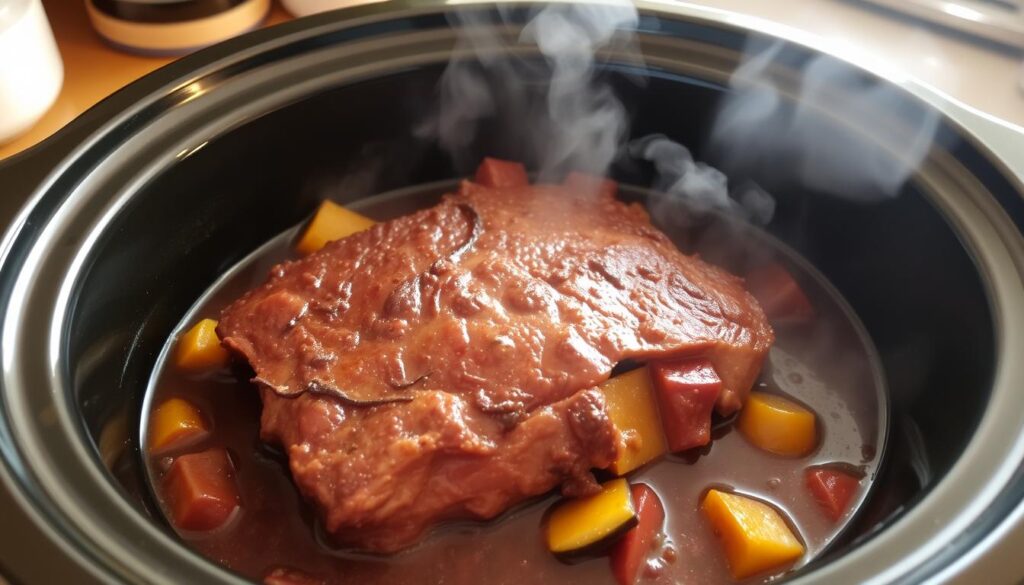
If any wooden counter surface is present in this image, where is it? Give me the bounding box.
[0,0,291,161]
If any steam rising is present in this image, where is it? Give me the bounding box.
[520,4,635,177]
[709,38,940,201]
[422,2,773,223]
[422,4,940,225]
[630,135,776,226]
[421,2,638,179]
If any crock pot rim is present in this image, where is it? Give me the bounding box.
[0,2,1021,584]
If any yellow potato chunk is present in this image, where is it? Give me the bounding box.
[601,368,667,475]
[295,200,375,255]
[546,478,637,557]
[148,398,209,455]
[174,318,229,372]
[737,392,817,456]
[702,489,804,579]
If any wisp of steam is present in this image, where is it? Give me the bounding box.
[419,2,637,180]
[709,37,940,201]
[421,3,940,224]
[420,1,775,224]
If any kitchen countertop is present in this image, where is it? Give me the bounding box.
[701,0,1023,129]
[0,0,1021,163]
[0,0,291,161]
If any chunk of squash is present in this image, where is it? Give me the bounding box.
[295,200,375,255]
[701,489,804,579]
[148,397,209,455]
[601,368,668,476]
[174,318,230,372]
[546,478,637,559]
[737,392,817,457]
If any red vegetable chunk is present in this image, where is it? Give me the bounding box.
[806,467,861,521]
[745,263,815,324]
[611,484,666,585]
[564,171,618,199]
[474,157,529,188]
[163,448,240,532]
[649,358,722,452]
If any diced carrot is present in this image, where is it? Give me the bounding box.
[564,171,618,199]
[745,263,815,324]
[648,358,722,453]
[701,489,804,579]
[737,392,817,457]
[610,484,665,585]
[174,318,230,372]
[162,448,240,532]
[474,157,529,188]
[148,397,209,455]
[601,368,668,475]
[806,467,861,521]
[546,478,637,559]
[295,200,376,256]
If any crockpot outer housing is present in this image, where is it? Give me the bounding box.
[0,1,1023,584]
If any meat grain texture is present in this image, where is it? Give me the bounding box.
[218,178,773,552]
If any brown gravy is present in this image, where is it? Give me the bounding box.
[143,184,886,585]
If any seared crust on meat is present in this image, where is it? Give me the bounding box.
[219,180,772,552]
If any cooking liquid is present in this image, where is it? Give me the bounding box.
[143,184,887,585]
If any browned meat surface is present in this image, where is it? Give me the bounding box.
[218,179,773,552]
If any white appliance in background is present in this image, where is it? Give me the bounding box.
[859,0,1024,48]
[281,0,387,17]
[0,0,62,144]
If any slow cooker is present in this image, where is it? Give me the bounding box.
[1,1,1023,583]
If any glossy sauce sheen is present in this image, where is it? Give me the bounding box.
[216,181,773,552]
[145,184,884,584]
[219,182,771,411]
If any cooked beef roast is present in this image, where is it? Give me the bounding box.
[218,177,773,552]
